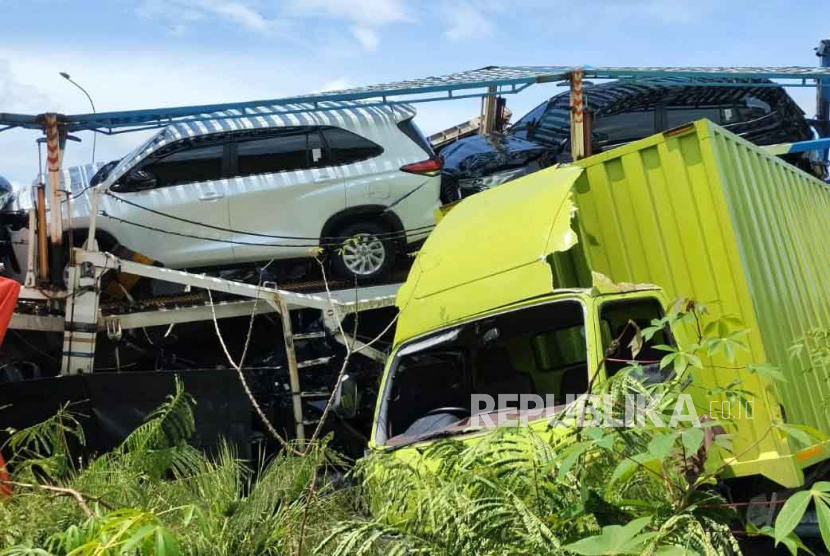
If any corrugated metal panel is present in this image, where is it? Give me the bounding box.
[708,123,830,434]
[572,120,830,486]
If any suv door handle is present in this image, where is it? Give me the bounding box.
[313,174,333,183]
[199,191,224,201]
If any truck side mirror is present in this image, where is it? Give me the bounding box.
[332,374,358,419]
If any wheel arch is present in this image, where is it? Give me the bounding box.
[64,227,119,251]
[320,205,404,243]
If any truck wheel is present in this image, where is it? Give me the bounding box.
[330,222,395,283]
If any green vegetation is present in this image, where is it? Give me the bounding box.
[0,381,352,555]
[2,300,830,554]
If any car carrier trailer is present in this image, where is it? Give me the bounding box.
[1,42,830,446]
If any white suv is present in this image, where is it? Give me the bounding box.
[15,102,442,282]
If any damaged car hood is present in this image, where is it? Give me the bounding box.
[395,164,583,344]
[441,133,551,178]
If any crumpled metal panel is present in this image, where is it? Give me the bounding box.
[394,165,583,344]
[440,133,550,178]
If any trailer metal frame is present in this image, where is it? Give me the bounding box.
[4,43,830,442]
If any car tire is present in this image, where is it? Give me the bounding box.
[330,222,396,283]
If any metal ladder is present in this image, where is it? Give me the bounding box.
[278,306,330,441]
[276,292,396,442]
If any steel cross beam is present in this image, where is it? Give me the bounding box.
[4,64,830,134]
[764,137,830,156]
[79,250,400,312]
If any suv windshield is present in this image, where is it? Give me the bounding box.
[508,99,548,140]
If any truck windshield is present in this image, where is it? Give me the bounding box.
[376,299,590,447]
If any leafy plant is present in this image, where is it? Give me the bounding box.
[5,299,830,555]
[317,297,830,555]
[0,378,352,555]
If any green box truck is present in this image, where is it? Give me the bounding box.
[365,119,830,489]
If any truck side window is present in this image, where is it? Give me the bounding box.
[599,297,674,381]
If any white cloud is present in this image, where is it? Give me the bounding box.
[0,60,51,114]
[207,1,270,32]
[351,26,380,52]
[286,0,410,26]
[136,0,285,35]
[137,0,412,50]
[285,0,410,51]
[314,77,353,93]
[0,61,56,188]
[441,2,495,41]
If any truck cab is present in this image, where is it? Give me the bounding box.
[368,285,682,453]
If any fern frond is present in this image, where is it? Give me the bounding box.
[2,403,85,479]
[121,376,195,456]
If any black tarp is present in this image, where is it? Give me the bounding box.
[0,369,250,459]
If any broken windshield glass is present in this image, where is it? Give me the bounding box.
[376,298,590,447]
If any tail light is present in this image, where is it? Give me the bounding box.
[400,157,443,176]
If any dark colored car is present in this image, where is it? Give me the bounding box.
[440,77,818,199]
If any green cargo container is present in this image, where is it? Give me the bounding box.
[565,119,830,487]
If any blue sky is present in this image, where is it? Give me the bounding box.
[0,0,828,186]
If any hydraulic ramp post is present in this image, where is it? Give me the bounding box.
[43,114,65,285]
[569,69,591,161]
[816,39,830,170]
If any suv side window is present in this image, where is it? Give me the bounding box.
[140,141,225,188]
[321,127,383,165]
[307,130,329,169]
[665,107,724,129]
[510,99,549,141]
[236,130,309,177]
[592,109,657,147]
[229,128,333,178]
